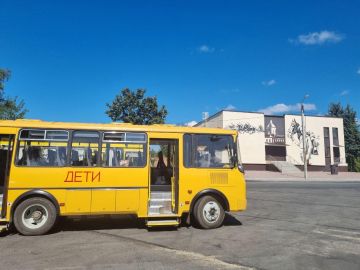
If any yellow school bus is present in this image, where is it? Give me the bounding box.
[0,119,246,235]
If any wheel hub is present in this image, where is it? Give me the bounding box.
[32,210,43,221]
[203,201,220,223]
[22,204,49,229]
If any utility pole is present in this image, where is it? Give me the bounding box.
[301,95,309,180]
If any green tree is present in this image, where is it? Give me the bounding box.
[0,68,11,92]
[328,102,360,171]
[0,68,28,120]
[106,88,167,125]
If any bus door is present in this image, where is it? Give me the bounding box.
[0,132,15,218]
[148,136,179,216]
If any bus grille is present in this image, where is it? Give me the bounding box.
[210,173,228,185]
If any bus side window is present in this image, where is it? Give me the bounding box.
[16,141,68,167]
[183,134,192,167]
[71,131,99,167]
[16,129,69,167]
[101,132,147,168]
[101,143,146,168]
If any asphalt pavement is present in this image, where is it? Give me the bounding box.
[1,180,360,270]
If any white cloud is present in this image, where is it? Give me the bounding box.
[258,103,317,115]
[185,120,198,127]
[290,31,344,45]
[220,88,241,93]
[224,104,236,111]
[340,90,349,96]
[262,79,276,86]
[357,68,360,75]
[198,45,215,53]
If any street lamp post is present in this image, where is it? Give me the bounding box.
[301,95,309,180]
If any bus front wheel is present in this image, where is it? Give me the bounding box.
[193,195,225,229]
[14,197,57,236]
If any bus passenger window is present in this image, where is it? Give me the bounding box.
[17,142,68,167]
[71,131,99,167]
[16,129,69,167]
[101,132,147,168]
[101,143,146,167]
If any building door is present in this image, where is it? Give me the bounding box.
[265,146,286,161]
[323,127,331,171]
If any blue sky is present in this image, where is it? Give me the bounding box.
[1,0,359,125]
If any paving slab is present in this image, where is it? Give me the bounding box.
[1,181,360,270]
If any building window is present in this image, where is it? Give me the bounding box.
[71,131,99,167]
[332,127,339,146]
[323,127,330,157]
[333,147,340,163]
[324,127,330,138]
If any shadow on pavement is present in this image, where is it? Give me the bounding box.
[223,213,242,226]
[56,215,146,232]
[56,213,242,232]
[1,212,243,236]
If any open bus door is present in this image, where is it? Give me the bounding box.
[170,142,179,213]
[0,133,15,220]
[147,137,180,227]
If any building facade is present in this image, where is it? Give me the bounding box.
[195,110,347,172]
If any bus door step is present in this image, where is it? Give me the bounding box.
[149,191,172,215]
[0,224,7,233]
[0,219,8,233]
[146,218,180,227]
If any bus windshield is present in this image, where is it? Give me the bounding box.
[184,134,236,168]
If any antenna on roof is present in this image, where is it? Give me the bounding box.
[202,112,209,127]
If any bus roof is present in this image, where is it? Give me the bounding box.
[0,119,236,135]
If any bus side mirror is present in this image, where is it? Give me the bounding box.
[238,164,245,173]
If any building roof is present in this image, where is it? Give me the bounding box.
[195,109,343,126]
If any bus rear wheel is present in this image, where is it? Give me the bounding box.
[193,195,225,229]
[14,197,57,236]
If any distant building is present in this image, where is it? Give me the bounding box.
[195,110,347,172]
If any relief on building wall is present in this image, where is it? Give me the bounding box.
[265,116,285,145]
[228,123,264,134]
[288,119,320,162]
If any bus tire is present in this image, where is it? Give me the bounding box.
[193,195,225,229]
[13,197,57,236]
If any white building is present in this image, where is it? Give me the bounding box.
[195,110,347,172]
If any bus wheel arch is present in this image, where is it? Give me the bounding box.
[11,190,60,219]
[11,190,60,235]
[190,189,229,229]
